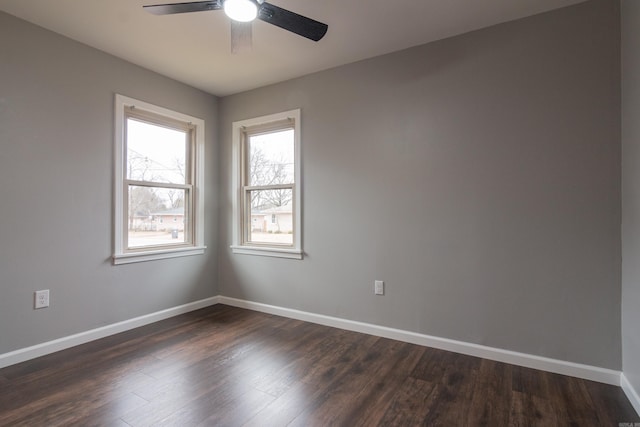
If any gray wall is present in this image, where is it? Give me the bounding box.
[219,0,621,369]
[0,12,219,354]
[622,0,640,398]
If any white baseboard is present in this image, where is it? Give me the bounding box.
[622,373,640,416]
[0,294,625,390]
[0,296,220,369]
[218,296,622,386]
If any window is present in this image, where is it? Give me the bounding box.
[231,109,302,259]
[113,94,205,264]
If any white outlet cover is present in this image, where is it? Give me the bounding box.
[35,290,50,309]
[374,280,384,295]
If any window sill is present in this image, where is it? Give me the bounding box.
[113,246,206,265]
[230,245,303,260]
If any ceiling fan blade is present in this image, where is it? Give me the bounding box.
[143,1,222,15]
[230,20,253,54]
[258,2,328,42]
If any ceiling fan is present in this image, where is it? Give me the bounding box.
[144,0,328,52]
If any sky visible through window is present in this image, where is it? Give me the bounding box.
[127,118,186,185]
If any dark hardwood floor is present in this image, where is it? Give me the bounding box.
[0,305,637,426]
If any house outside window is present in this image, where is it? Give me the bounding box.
[231,109,302,259]
[113,94,205,264]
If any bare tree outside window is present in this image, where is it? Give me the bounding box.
[245,128,295,245]
[249,129,294,211]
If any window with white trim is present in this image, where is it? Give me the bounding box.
[231,109,302,259]
[113,94,205,264]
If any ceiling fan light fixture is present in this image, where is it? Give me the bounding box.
[224,0,258,22]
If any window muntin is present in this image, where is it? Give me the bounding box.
[231,110,301,259]
[114,94,205,264]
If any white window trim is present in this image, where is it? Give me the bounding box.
[113,94,206,265]
[230,109,302,259]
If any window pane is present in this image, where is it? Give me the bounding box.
[127,118,187,184]
[247,188,293,245]
[248,129,294,186]
[128,185,187,248]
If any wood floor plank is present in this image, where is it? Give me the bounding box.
[466,359,513,426]
[377,376,438,425]
[242,380,324,427]
[585,379,640,424]
[0,368,156,426]
[508,390,558,426]
[546,373,602,426]
[298,329,375,387]
[59,392,149,427]
[415,352,482,425]
[512,364,548,398]
[0,305,637,427]
[193,386,274,427]
[289,337,412,426]
[344,343,427,426]
[411,346,454,382]
[249,324,353,399]
[139,309,288,381]
[238,321,333,398]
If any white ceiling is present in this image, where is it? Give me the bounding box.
[0,0,586,96]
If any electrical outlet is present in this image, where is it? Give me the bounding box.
[374,280,384,295]
[34,290,49,309]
